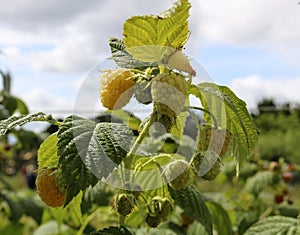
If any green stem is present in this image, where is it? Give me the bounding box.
[76,207,102,235]
[123,117,152,182]
[186,106,219,128]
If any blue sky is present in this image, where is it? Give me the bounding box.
[1,0,300,119]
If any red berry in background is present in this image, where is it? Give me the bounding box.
[274,195,284,204]
[288,164,295,172]
[3,143,11,151]
[282,172,293,183]
[269,161,280,172]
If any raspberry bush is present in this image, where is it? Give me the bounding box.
[0,0,278,234]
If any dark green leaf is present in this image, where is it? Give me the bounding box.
[90,226,132,235]
[109,37,157,69]
[0,190,24,222]
[206,201,233,235]
[57,115,133,205]
[244,216,299,235]
[169,185,213,235]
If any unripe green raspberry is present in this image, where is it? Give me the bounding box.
[164,160,190,190]
[114,193,134,216]
[145,213,161,228]
[150,196,174,220]
[191,151,221,181]
[134,80,152,104]
[100,68,135,110]
[197,125,233,156]
[151,72,187,118]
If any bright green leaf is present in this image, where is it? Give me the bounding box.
[123,0,191,63]
[169,185,213,235]
[244,216,299,235]
[37,133,59,168]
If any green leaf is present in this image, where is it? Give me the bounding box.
[0,91,17,115]
[244,216,299,235]
[37,132,59,168]
[57,115,133,205]
[123,0,191,62]
[133,153,183,190]
[244,171,280,196]
[188,83,259,166]
[108,109,141,131]
[15,97,29,114]
[169,185,213,235]
[33,220,75,235]
[109,37,157,69]
[90,226,132,235]
[0,190,24,222]
[206,201,233,235]
[0,112,48,135]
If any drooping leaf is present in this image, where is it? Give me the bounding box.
[37,132,59,168]
[244,216,299,235]
[123,0,191,63]
[188,83,259,168]
[109,37,157,69]
[57,115,133,205]
[90,226,132,235]
[169,185,213,235]
[0,112,51,135]
[244,171,280,196]
[206,201,234,235]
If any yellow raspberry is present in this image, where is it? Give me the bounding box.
[100,68,135,110]
[36,168,66,207]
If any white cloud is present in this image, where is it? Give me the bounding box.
[230,75,300,109]
[22,87,73,115]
